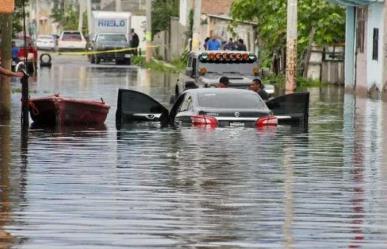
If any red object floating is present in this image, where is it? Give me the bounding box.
[29,95,110,126]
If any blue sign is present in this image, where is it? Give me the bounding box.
[97,19,126,28]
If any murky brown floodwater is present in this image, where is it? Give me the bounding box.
[1,58,387,248]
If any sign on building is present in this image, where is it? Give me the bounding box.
[0,0,15,14]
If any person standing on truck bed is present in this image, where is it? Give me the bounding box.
[130,29,139,55]
[207,35,221,51]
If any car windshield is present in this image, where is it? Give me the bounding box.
[197,91,268,110]
[97,34,127,43]
[62,32,82,41]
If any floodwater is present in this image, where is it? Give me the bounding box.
[1,58,387,248]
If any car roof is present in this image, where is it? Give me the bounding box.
[38,35,54,38]
[97,33,126,35]
[184,88,257,95]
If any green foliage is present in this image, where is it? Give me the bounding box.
[50,0,79,30]
[231,0,345,67]
[263,74,327,88]
[184,9,194,41]
[170,50,189,71]
[152,0,179,36]
[132,55,185,73]
[13,0,30,36]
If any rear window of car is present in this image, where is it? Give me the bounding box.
[197,91,268,110]
[61,32,82,41]
[97,34,127,43]
[38,35,54,40]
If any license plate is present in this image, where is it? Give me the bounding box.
[124,54,131,58]
[230,122,245,127]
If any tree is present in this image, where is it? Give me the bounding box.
[151,0,179,36]
[50,0,79,31]
[13,0,30,35]
[231,0,345,74]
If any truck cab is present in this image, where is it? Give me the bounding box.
[88,33,131,65]
[177,51,274,95]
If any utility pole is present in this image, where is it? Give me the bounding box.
[145,0,152,63]
[35,0,39,38]
[0,13,13,119]
[87,0,92,35]
[286,0,297,92]
[78,0,85,32]
[192,0,201,51]
[115,0,122,11]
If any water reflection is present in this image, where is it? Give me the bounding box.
[6,59,387,248]
[0,120,15,248]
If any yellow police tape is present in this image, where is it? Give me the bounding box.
[57,46,159,56]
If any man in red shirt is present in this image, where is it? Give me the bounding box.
[17,43,37,74]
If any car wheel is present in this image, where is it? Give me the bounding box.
[90,56,95,64]
[125,58,131,65]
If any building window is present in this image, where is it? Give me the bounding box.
[356,8,366,53]
[372,28,379,61]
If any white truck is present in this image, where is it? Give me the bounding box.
[90,11,132,39]
[88,11,133,64]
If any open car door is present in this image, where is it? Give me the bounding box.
[116,89,169,129]
[266,92,309,125]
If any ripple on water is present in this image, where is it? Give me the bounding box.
[2,71,387,248]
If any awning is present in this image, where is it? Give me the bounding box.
[327,0,384,6]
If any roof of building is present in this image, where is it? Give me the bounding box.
[327,0,384,6]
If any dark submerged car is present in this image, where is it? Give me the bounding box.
[116,88,309,129]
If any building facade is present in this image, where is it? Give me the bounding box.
[329,0,386,96]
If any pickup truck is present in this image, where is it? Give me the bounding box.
[88,33,131,65]
[176,50,274,95]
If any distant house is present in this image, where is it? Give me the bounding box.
[328,0,386,96]
[179,0,256,51]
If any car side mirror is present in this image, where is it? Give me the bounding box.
[185,67,193,77]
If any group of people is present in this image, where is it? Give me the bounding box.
[217,76,269,100]
[204,36,247,51]
[12,41,38,64]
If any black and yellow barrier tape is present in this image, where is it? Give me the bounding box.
[57,46,159,56]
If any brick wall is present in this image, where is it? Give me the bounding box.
[201,0,234,15]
